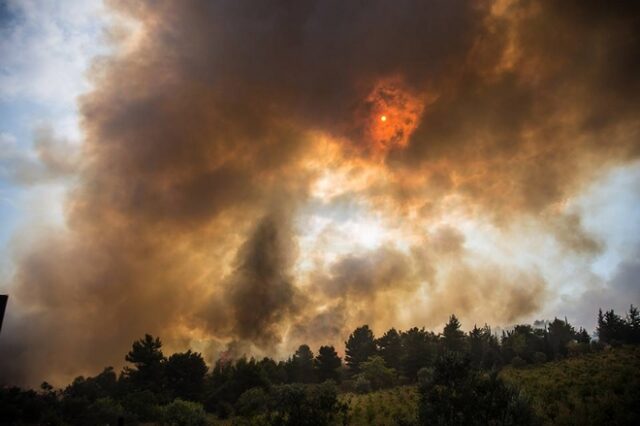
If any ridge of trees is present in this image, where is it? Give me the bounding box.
[1,306,639,425]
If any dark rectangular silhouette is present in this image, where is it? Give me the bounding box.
[0,295,7,334]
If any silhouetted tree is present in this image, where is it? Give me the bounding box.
[270,381,346,426]
[442,314,466,352]
[468,324,501,369]
[204,357,269,413]
[358,355,396,390]
[165,350,208,401]
[289,345,315,383]
[314,345,342,382]
[501,325,545,364]
[258,357,288,385]
[597,309,627,344]
[64,367,118,402]
[547,318,576,358]
[123,334,166,394]
[418,352,537,425]
[376,328,403,371]
[345,325,377,373]
[626,305,640,344]
[401,327,437,380]
[575,327,591,344]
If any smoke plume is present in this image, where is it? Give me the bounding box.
[1,0,639,386]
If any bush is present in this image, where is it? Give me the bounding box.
[567,341,590,357]
[216,401,233,419]
[161,399,207,426]
[417,367,433,385]
[532,352,547,364]
[354,377,372,394]
[511,356,527,368]
[339,379,355,393]
[86,397,126,425]
[419,353,537,425]
[358,356,396,390]
[236,387,269,417]
[121,390,162,422]
[271,381,346,426]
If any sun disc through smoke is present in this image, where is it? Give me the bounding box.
[380,115,387,122]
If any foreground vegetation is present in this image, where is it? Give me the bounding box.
[501,346,640,425]
[341,386,418,426]
[1,306,638,425]
[339,346,640,426]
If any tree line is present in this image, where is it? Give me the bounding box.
[1,305,639,425]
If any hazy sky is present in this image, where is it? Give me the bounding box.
[0,0,639,387]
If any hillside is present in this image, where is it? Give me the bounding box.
[340,386,418,426]
[339,347,640,426]
[500,346,640,425]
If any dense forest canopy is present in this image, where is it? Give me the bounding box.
[2,306,639,424]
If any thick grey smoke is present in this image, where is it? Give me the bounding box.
[1,0,639,386]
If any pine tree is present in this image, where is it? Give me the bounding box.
[376,328,403,371]
[443,314,466,352]
[314,345,342,382]
[290,345,315,383]
[626,305,640,344]
[124,334,166,393]
[345,325,377,373]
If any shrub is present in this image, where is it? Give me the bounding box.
[418,353,537,425]
[532,352,547,364]
[271,381,346,426]
[121,390,162,422]
[339,379,355,393]
[567,341,590,357]
[417,367,433,385]
[511,356,527,368]
[354,377,372,394]
[358,356,396,390]
[161,399,207,426]
[236,387,269,417]
[86,397,126,425]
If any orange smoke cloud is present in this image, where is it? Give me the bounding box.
[360,78,427,157]
[1,0,639,387]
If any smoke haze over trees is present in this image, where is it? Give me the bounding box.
[2,307,639,424]
[0,0,639,393]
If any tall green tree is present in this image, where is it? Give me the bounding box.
[418,352,537,426]
[575,327,591,344]
[547,318,575,358]
[345,325,377,373]
[400,327,437,380]
[358,355,396,390]
[626,305,640,344]
[376,328,403,371]
[468,324,501,369]
[442,314,466,352]
[124,334,166,393]
[165,350,208,401]
[597,309,627,344]
[314,345,341,383]
[290,344,315,383]
[501,325,545,363]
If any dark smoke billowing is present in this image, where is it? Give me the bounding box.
[1,0,639,386]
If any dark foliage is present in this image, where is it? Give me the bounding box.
[418,352,537,426]
[314,345,342,383]
[1,307,637,424]
[376,328,403,371]
[598,305,640,345]
[165,350,208,401]
[344,325,377,373]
